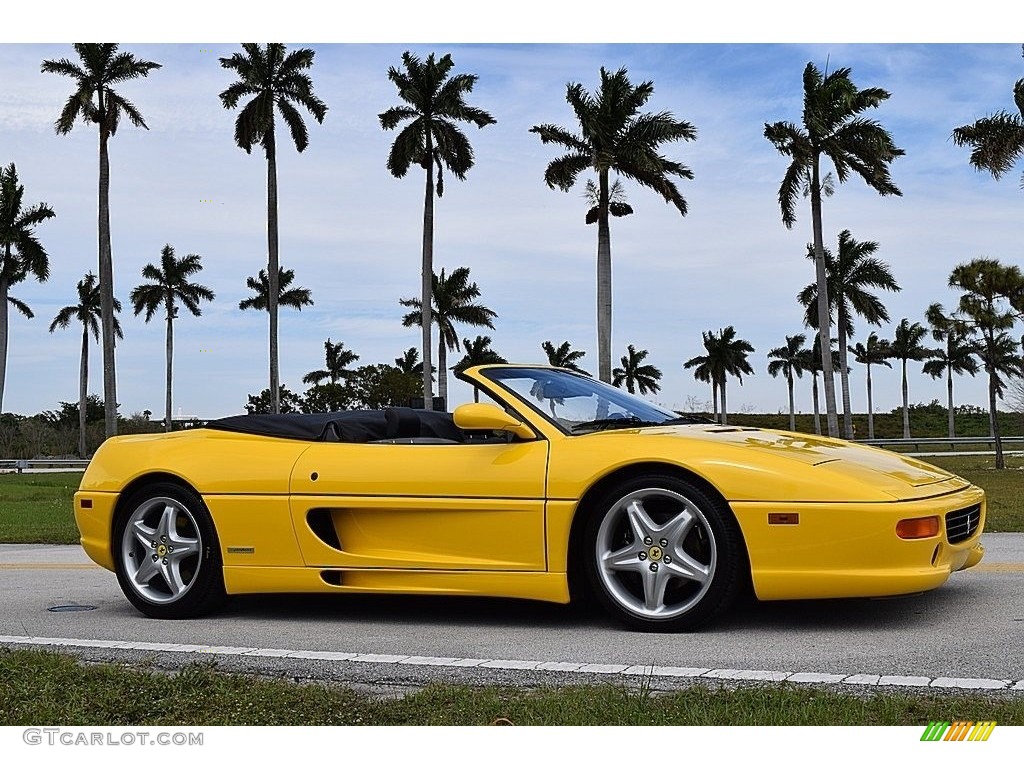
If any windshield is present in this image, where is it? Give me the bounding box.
[481,367,707,434]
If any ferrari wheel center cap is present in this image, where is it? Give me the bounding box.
[648,545,663,561]
[156,544,168,558]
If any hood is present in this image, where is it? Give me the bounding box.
[630,424,969,501]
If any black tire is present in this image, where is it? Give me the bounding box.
[113,482,226,619]
[583,473,745,632]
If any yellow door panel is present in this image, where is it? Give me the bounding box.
[291,496,545,569]
[290,441,548,571]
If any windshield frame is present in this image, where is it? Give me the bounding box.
[477,366,685,435]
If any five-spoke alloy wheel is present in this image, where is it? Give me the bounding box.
[113,483,225,619]
[585,474,745,631]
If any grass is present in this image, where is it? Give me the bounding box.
[0,472,79,544]
[0,455,1021,545]
[0,648,1021,726]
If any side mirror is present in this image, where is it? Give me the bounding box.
[453,403,536,440]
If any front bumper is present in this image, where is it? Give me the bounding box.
[731,485,986,601]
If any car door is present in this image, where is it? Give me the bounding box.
[289,439,549,571]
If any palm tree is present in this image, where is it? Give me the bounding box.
[612,345,662,396]
[219,44,327,414]
[683,333,720,421]
[684,327,754,425]
[49,273,123,457]
[952,69,1024,187]
[0,163,55,413]
[380,51,496,410]
[767,334,808,432]
[541,340,590,375]
[238,267,313,312]
[454,335,507,402]
[302,339,359,386]
[395,347,424,376]
[400,266,497,407]
[848,332,892,440]
[888,319,935,439]
[798,334,841,436]
[765,62,904,438]
[924,303,980,440]
[797,230,900,439]
[948,257,1024,468]
[531,67,696,384]
[975,331,1024,453]
[129,245,215,432]
[42,44,161,437]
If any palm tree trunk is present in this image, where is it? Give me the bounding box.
[0,273,8,413]
[787,371,795,432]
[812,373,821,435]
[987,340,1004,469]
[720,379,728,426]
[420,154,435,411]
[902,359,910,439]
[437,340,448,408]
[810,159,838,438]
[266,127,280,414]
[866,364,875,440]
[79,324,88,457]
[98,124,118,437]
[837,313,853,439]
[596,169,612,384]
[947,365,955,440]
[711,382,718,422]
[165,304,173,433]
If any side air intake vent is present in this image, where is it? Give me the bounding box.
[307,509,342,551]
[320,570,344,587]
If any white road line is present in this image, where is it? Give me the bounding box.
[1,634,1020,692]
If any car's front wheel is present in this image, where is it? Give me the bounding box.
[584,474,745,631]
[113,482,226,619]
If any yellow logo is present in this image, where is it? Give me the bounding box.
[156,544,167,558]
[648,546,663,561]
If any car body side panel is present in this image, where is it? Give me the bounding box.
[77,430,309,495]
[222,566,570,602]
[288,441,549,570]
[204,496,304,568]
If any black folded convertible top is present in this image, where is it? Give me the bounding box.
[205,408,464,443]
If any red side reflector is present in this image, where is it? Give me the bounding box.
[896,516,939,539]
[79,498,93,509]
[768,513,799,525]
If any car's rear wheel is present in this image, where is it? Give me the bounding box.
[584,474,745,631]
[113,482,226,619]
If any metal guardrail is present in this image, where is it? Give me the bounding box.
[0,459,90,473]
[857,436,1024,452]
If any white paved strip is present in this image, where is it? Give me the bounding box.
[843,674,881,685]
[879,675,933,687]
[0,635,1020,692]
[931,677,1011,690]
[704,668,790,681]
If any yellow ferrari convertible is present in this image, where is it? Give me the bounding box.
[74,365,985,631]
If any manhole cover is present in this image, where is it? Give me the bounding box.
[47,604,97,613]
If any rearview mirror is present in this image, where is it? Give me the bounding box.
[453,403,536,440]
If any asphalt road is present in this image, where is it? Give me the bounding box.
[2,536,1023,694]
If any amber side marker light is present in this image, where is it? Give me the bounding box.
[768,513,799,525]
[896,516,939,539]
[79,498,92,509]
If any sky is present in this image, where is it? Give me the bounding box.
[1,8,1023,420]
